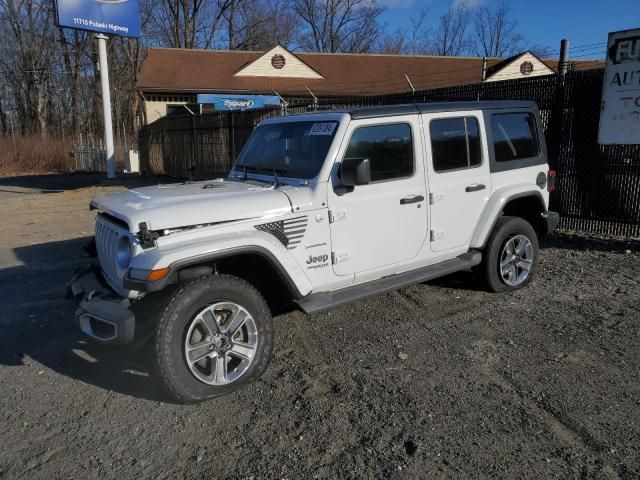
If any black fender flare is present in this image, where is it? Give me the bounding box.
[124,246,304,299]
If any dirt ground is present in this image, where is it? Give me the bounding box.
[1,174,639,479]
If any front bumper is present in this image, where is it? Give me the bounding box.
[66,265,135,345]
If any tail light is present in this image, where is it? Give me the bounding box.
[548,169,557,193]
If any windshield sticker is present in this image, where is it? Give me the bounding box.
[308,123,336,136]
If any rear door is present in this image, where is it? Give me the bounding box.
[328,115,428,276]
[423,111,491,253]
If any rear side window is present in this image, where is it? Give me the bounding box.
[345,123,413,182]
[430,117,482,172]
[491,113,539,162]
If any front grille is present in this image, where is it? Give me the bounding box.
[95,214,127,289]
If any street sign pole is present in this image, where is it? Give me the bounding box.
[96,34,115,178]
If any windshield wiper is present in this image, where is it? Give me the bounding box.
[238,165,286,175]
[233,164,288,187]
[271,167,281,189]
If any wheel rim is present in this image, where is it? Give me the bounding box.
[499,234,534,287]
[184,302,258,386]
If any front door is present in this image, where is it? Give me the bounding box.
[328,116,428,276]
[423,112,491,252]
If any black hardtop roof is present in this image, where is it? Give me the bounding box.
[345,101,537,119]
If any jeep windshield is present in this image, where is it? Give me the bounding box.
[232,120,339,180]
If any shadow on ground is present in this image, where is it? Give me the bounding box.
[0,237,173,403]
[542,231,640,252]
[0,172,182,196]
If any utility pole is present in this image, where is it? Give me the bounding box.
[559,39,570,76]
[96,34,116,178]
[481,57,488,81]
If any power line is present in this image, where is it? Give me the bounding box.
[571,51,606,59]
[543,41,608,56]
[570,41,607,51]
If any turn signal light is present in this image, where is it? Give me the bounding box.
[548,170,557,193]
[147,268,171,281]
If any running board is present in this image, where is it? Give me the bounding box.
[296,251,482,314]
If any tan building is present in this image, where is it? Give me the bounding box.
[136,45,601,124]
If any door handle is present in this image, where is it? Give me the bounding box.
[400,195,425,205]
[465,184,486,192]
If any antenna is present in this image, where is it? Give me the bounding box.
[305,85,319,111]
[272,90,288,106]
[404,74,416,94]
[272,90,289,116]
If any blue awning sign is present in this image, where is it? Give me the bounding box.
[196,94,281,111]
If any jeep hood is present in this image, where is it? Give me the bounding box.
[90,180,292,232]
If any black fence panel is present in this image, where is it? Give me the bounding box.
[139,69,640,238]
[139,108,281,180]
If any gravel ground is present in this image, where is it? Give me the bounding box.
[1,174,639,479]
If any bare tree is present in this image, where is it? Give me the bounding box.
[292,0,384,53]
[376,28,408,54]
[57,29,92,135]
[430,1,472,56]
[145,0,231,49]
[0,0,59,135]
[472,1,524,57]
[223,0,301,50]
[528,44,554,59]
[377,10,432,55]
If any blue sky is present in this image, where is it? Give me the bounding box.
[379,0,639,59]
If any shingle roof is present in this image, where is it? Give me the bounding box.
[136,48,603,97]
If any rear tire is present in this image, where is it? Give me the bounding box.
[482,216,539,293]
[153,274,273,403]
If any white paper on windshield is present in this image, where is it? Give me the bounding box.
[308,123,336,135]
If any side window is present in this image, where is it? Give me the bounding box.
[430,117,482,172]
[344,123,413,182]
[491,113,539,162]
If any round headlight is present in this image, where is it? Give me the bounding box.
[116,236,132,269]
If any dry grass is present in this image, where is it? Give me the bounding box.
[0,135,133,176]
[0,135,74,176]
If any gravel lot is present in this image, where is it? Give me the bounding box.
[1,174,639,479]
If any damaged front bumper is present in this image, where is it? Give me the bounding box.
[66,265,135,345]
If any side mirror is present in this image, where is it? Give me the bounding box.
[341,157,371,187]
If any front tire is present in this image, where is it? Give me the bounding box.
[154,274,273,403]
[482,216,539,293]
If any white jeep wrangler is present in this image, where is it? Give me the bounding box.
[68,101,559,403]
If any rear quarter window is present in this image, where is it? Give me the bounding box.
[491,113,539,162]
[430,117,482,172]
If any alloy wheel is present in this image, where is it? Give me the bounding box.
[499,234,534,286]
[184,302,258,385]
